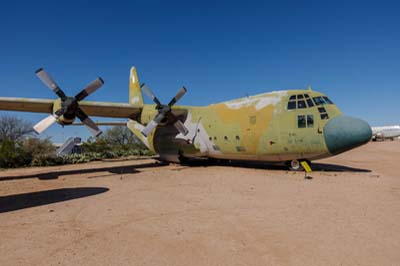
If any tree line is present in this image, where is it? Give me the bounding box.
[0,115,152,168]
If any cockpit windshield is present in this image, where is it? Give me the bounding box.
[288,94,334,110]
[323,96,333,104]
[312,96,334,105]
[287,93,314,110]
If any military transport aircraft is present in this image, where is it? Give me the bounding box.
[371,125,400,141]
[0,66,372,170]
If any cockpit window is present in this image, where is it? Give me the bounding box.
[313,96,334,105]
[287,101,296,110]
[312,96,325,105]
[297,100,307,109]
[288,94,315,110]
[288,94,332,109]
[304,94,314,107]
[323,96,333,104]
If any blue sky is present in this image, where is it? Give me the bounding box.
[1,0,399,142]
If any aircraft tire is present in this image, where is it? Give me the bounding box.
[286,159,312,171]
[286,160,303,171]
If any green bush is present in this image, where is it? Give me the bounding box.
[0,139,30,168]
[0,124,155,169]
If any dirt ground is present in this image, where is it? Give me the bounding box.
[0,141,399,266]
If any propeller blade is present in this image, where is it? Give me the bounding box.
[174,119,189,136]
[140,84,162,106]
[168,86,187,107]
[141,113,165,137]
[76,108,102,137]
[33,115,58,134]
[35,68,66,100]
[75,77,104,101]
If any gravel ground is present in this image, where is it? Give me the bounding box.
[0,141,399,266]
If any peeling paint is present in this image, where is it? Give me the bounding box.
[131,96,140,104]
[223,91,287,110]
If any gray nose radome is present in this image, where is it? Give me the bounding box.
[324,116,372,155]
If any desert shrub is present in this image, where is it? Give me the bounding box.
[31,155,63,167]
[81,126,149,155]
[80,137,111,153]
[0,139,30,168]
[62,153,93,164]
[22,137,56,158]
[1,137,58,168]
[0,123,154,169]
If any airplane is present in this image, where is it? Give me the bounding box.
[0,66,372,170]
[371,125,400,141]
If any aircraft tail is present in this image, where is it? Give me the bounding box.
[129,66,144,106]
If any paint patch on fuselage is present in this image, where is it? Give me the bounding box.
[131,96,140,104]
[223,90,287,110]
[175,112,220,155]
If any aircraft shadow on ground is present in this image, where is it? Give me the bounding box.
[0,161,168,182]
[182,160,371,173]
[310,163,371,172]
[0,187,109,213]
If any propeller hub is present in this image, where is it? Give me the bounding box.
[62,97,78,108]
[34,68,104,137]
[140,84,189,137]
[157,105,171,113]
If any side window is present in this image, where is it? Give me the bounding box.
[307,115,314,128]
[318,107,329,119]
[298,115,306,128]
[298,114,314,128]
[321,113,329,120]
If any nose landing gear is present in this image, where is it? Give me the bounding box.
[286,159,313,179]
[287,159,312,172]
[288,159,302,171]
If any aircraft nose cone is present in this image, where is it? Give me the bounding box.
[324,116,372,155]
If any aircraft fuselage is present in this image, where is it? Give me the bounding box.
[128,89,372,164]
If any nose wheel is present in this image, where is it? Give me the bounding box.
[287,159,312,171]
[289,160,302,171]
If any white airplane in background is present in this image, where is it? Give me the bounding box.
[371,125,400,141]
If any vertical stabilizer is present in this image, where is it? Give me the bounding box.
[129,66,144,106]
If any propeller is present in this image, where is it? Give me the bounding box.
[140,84,189,137]
[33,68,104,137]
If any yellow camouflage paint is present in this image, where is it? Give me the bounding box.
[129,66,144,107]
[131,88,343,163]
[0,65,371,166]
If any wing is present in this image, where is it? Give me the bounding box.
[0,97,142,119]
[0,97,53,113]
[71,121,128,126]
